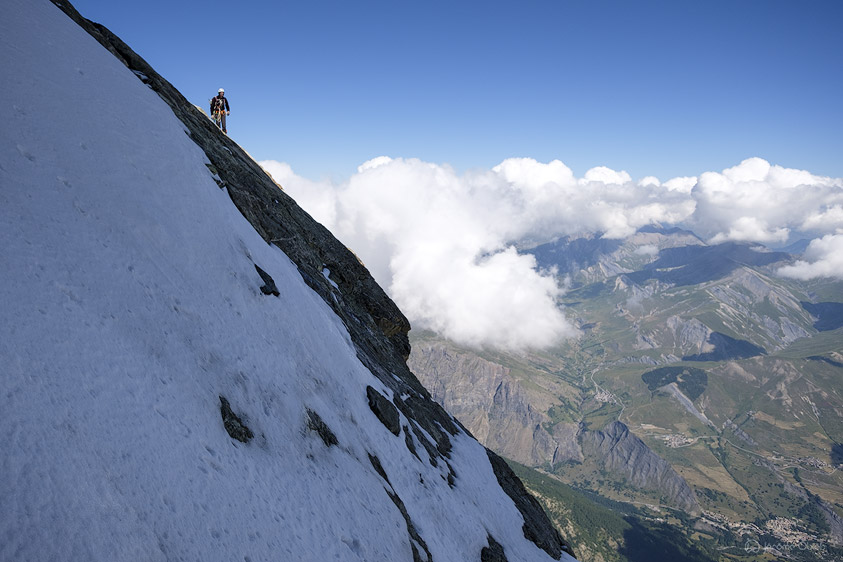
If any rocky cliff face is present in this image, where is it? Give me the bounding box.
[580,422,701,515]
[410,340,700,515]
[35,1,573,559]
[409,341,572,467]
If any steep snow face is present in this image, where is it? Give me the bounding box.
[0,1,572,561]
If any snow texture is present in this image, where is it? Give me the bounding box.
[0,1,573,561]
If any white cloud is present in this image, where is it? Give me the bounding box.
[801,205,843,232]
[582,166,632,185]
[493,158,576,190]
[357,156,393,173]
[778,233,843,280]
[722,156,771,183]
[491,158,694,240]
[689,158,843,244]
[260,156,843,349]
[663,176,697,193]
[261,157,580,351]
[391,247,571,350]
[635,244,659,256]
[709,216,790,244]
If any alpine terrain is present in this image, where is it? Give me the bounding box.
[0,1,575,561]
[410,228,843,561]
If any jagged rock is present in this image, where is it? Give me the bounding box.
[219,395,253,443]
[481,535,508,562]
[367,385,401,436]
[580,421,700,515]
[409,421,441,467]
[403,424,422,463]
[444,461,456,488]
[550,423,584,464]
[305,409,337,447]
[666,316,712,355]
[368,453,391,485]
[369,454,432,562]
[387,486,432,562]
[395,392,454,460]
[486,449,571,560]
[409,342,561,467]
[254,264,279,296]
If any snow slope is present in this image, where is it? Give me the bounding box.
[0,1,573,560]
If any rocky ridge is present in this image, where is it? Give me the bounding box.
[579,421,701,515]
[46,0,572,559]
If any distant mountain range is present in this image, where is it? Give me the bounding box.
[410,226,843,561]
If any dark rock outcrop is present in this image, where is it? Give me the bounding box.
[580,421,700,515]
[481,535,508,562]
[367,385,401,436]
[305,408,338,447]
[486,449,574,560]
[254,264,279,296]
[369,453,433,562]
[403,424,422,463]
[219,395,253,443]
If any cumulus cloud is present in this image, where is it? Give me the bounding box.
[709,216,790,244]
[582,166,631,185]
[801,205,843,232]
[688,157,843,245]
[260,156,843,350]
[778,233,843,280]
[262,157,580,350]
[491,158,695,239]
[663,176,697,193]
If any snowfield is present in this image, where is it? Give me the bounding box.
[0,1,573,561]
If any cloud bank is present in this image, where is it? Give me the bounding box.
[778,234,843,280]
[690,158,843,244]
[260,157,843,350]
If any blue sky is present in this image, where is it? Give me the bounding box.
[68,0,842,182]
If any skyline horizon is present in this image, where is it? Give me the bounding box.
[36,0,843,351]
[67,0,843,183]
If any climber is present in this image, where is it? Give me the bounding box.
[210,88,230,134]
